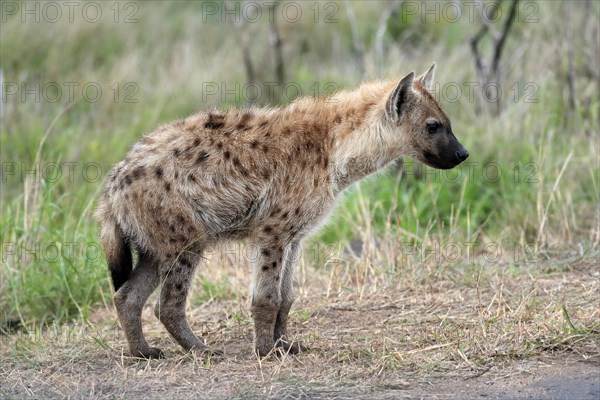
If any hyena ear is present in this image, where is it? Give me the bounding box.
[418,62,436,92]
[387,71,415,121]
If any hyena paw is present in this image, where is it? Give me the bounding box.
[210,348,224,357]
[191,346,224,358]
[254,340,276,359]
[275,338,308,355]
[132,347,164,359]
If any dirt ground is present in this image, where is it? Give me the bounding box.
[1,254,598,399]
[429,358,599,400]
[1,323,597,399]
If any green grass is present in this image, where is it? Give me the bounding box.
[1,1,598,328]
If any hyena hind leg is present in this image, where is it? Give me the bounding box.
[154,253,217,355]
[113,253,161,358]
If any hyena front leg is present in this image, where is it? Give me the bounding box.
[274,241,306,354]
[113,253,161,358]
[154,253,210,354]
[250,240,288,357]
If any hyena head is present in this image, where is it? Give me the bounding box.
[386,63,469,170]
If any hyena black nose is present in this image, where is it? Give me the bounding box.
[455,148,469,162]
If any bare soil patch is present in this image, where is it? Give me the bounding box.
[1,254,598,399]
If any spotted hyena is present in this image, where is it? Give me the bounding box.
[95,63,469,359]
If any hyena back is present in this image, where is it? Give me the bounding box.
[95,63,468,359]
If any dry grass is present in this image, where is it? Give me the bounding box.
[2,243,598,399]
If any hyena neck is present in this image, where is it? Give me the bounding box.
[326,80,408,192]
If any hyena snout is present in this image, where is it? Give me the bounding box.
[449,135,469,167]
[424,134,469,170]
[442,140,469,169]
[455,146,469,163]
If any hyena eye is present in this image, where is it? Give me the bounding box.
[427,122,440,134]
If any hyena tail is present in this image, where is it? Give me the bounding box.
[99,216,132,291]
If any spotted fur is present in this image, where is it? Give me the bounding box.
[95,63,468,358]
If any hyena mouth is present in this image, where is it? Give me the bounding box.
[422,150,468,170]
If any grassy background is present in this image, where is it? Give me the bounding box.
[1,0,599,332]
